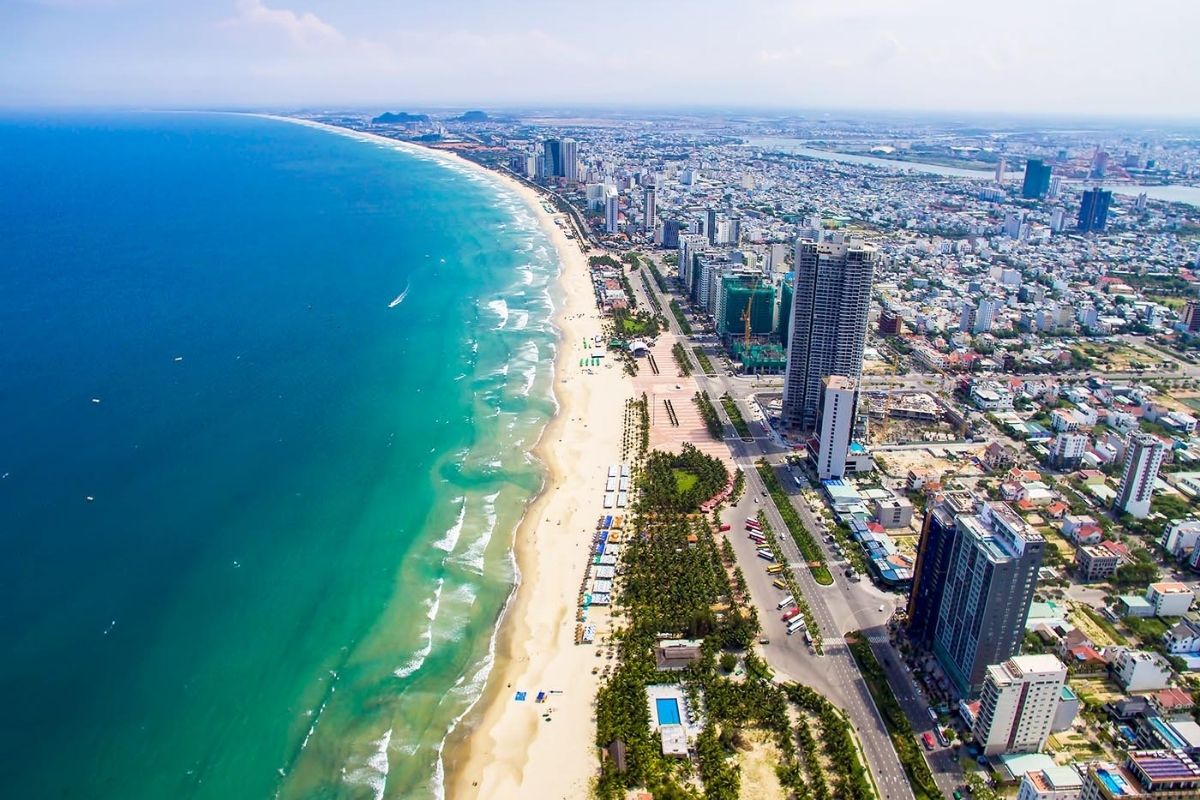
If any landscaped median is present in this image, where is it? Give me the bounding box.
[692,345,715,375]
[845,634,941,800]
[669,299,692,335]
[719,393,752,439]
[755,460,834,585]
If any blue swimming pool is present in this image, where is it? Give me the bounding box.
[1096,769,1129,795]
[656,697,682,726]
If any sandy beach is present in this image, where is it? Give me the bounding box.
[264,116,624,799]
[441,185,630,800]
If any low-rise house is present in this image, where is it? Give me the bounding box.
[1147,582,1196,618]
[1165,619,1200,656]
[1163,519,1200,557]
[1016,765,1083,800]
[1151,687,1196,718]
[1078,544,1121,581]
[1064,645,1108,675]
[1111,648,1174,692]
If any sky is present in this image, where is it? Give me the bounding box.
[2,0,1199,117]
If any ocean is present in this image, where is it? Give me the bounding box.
[0,113,559,799]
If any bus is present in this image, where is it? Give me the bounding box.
[771,579,787,590]
[757,550,775,562]
[776,595,794,610]
[935,727,949,748]
[766,564,785,575]
[786,617,806,634]
[781,607,801,622]
[748,533,766,544]
[745,518,761,529]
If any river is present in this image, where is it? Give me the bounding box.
[744,137,1200,208]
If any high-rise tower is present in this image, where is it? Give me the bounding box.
[1114,432,1166,518]
[1078,187,1112,233]
[781,238,877,431]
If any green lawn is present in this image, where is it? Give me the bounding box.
[672,468,699,495]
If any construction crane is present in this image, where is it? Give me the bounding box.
[740,277,760,353]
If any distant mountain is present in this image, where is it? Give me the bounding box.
[371,111,430,124]
[455,110,489,122]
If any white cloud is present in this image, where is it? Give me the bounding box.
[221,0,344,47]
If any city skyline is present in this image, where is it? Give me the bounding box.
[3,0,1200,118]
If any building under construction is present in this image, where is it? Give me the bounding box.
[728,341,786,374]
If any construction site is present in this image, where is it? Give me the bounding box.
[863,391,968,447]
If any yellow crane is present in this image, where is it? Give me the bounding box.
[740,277,760,353]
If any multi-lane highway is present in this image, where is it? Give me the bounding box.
[626,258,968,799]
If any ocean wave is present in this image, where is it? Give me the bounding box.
[393,578,444,679]
[486,299,508,330]
[509,309,529,331]
[450,491,499,574]
[516,341,539,363]
[342,728,392,800]
[432,499,466,552]
[432,530,520,800]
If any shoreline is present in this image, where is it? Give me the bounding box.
[260,115,616,798]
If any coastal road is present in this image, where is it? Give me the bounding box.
[634,253,964,798]
[632,270,921,799]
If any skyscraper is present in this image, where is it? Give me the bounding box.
[604,193,619,234]
[1021,159,1053,199]
[643,186,656,234]
[706,207,718,245]
[1183,300,1200,333]
[816,376,857,480]
[781,238,877,431]
[995,157,1006,184]
[560,138,578,182]
[662,219,682,250]
[908,492,975,648]
[542,139,562,179]
[931,502,1045,696]
[973,655,1066,756]
[1077,187,1112,233]
[1114,432,1166,518]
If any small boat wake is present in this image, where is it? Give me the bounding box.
[388,282,411,308]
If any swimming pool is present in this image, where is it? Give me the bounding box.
[1096,769,1129,795]
[656,697,682,726]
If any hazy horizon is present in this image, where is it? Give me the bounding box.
[3,0,1199,119]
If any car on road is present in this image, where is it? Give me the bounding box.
[761,489,768,497]
[922,732,935,750]
[878,604,886,613]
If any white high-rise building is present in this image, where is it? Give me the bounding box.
[642,186,656,234]
[1050,207,1066,233]
[816,376,857,480]
[605,192,619,234]
[996,157,1007,183]
[1114,432,1166,518]
[1047,174,1062,199]
[975,297,1003,333]
[1004,210,1024,239]
[973,654,1066,756]
[561,138,578,183]
[1050,433,1088,469]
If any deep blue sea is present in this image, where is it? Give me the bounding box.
[0,113,559,799]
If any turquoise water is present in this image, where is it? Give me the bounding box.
[0,113,559,799]
[655,698,681,726]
